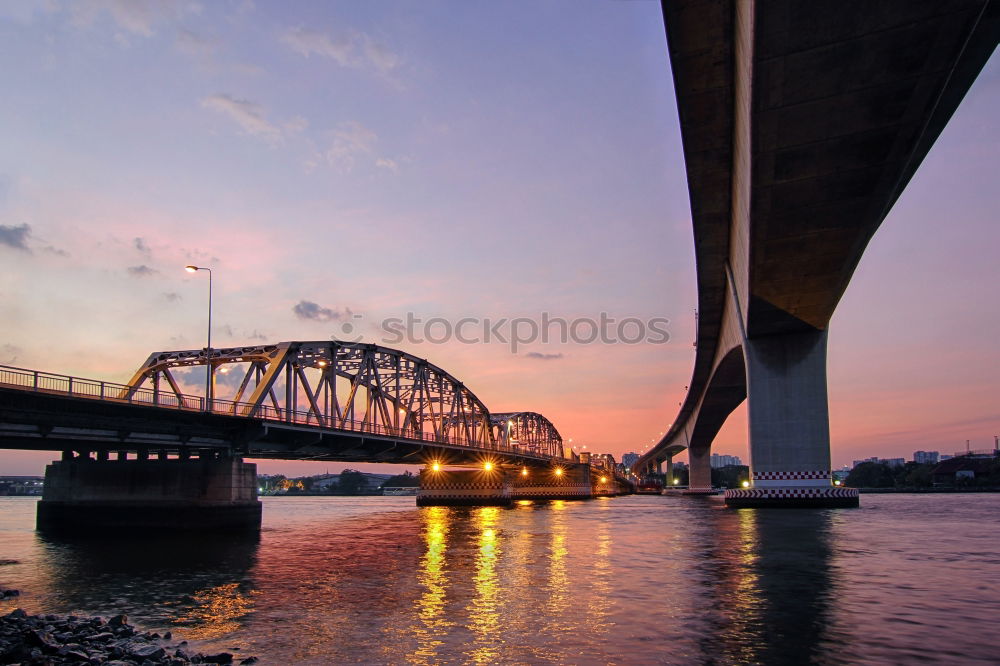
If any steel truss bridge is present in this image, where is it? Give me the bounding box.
[0,341,585,471]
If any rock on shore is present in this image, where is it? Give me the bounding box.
[0,609,257,665]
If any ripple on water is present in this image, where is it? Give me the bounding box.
[0,494,999,663]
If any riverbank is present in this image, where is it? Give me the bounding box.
[0,609,256,665]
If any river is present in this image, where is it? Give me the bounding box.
[0,493,997,664]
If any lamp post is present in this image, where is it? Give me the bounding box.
[184,265,213,411]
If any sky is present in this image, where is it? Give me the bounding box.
[0,0,997,476]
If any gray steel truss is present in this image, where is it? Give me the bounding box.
[124,341,498,449]
[490,412,564,458]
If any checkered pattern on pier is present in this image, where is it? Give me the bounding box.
[752,470,831,481]
[724,487,858,499]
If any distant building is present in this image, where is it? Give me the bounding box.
[931,456,997,486]
[852,457,905,468]
[0,476,44,496]
[710,454,742,468]
[312,475,340,491]
[913,451,940,464]
[622,452,640,470]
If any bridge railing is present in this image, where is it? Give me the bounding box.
[0,365,202,410]
[0,364,567,461]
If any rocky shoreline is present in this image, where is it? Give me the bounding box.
[0,608,258,665]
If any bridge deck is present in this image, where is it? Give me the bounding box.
[0,365,577,468]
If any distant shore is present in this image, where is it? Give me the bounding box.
[260,491,411,497]
[856,486,1000,493]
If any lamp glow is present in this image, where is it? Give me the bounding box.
[431,462,441,472]
[742,480,750,488]
[484,462,493,472]
[554,468,563,477]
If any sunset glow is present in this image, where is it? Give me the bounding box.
[0,2,997,477]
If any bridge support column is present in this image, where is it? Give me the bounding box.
[663,455,674,488]
[36,457,262,532]
[592,471,617,497]
[509,464,593,501]
[725,329,858,508]
[684,447,714,495]
[417,469,512,507]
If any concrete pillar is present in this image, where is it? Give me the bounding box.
[417,469,511,507]
[664,455,674,487]
[591,469,617,497]
[36,457,262,531]
[685,447,714,494]
[509,464,593,501]
[725,329,858,508]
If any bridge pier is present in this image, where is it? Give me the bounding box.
[510,464,592,501]
[725,330,858,508]
[36,455,262,532]
[591,472,618,497]
[684,447,714,495]
[416,469,512,507]
[417,465,597,506]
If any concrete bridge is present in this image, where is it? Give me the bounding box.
[637,0,998,506]
[0,341,633,531]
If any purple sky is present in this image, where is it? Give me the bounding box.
[0,1,997,476]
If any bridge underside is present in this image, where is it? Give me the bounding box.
[640,0,998,506]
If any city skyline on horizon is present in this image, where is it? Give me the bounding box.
[1,2,998,476]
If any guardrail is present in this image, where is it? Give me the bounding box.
[0,364,573,461]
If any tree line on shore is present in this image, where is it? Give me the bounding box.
[261,470,420,495]
[845,460,1000,488]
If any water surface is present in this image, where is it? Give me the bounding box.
[0,494,997,664]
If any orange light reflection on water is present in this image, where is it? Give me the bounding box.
[172,582,255,640]
[545,501,569,619]
[719,508,763,665]
[468,507,502,664]
[408,506,452,665]
[585,500,613,635]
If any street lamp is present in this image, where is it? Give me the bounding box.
[184,265,213,410]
